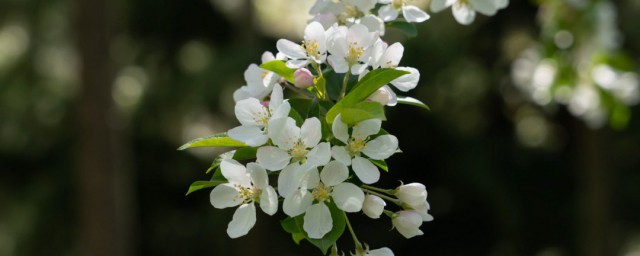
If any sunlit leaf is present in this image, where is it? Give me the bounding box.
[396,96,430,110]
[178,133,247,150]
[185,180,225,196]
[260,60,296,83]
[340,101,386,125]
[370,159,388,172]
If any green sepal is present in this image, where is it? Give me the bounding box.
[260,60,296,83]
[178,132,247,150]
[369,159,389,172]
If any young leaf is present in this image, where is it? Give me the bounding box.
[185,180,225,196]
[178,133,247,150]
[396,96,431,110]
[260,60,296,83]
[326,69,409,124]
[369,159,389,172]
[340,101,386,125]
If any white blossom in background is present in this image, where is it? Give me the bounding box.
[283,161,365,238]
[377,0,431,23]
[277,21,329,68]
[209,160,278,238]
[331,114,399,184]
[228,85,290,146]
[368,39,421,92]
[430,0,509,25]
[327,23,378,75]
[233,51,285,101]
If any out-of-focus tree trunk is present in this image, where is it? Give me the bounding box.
[576,124,613,256]
[73,0,133,255]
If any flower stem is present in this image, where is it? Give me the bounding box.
[361,185,395,195]
[340,71,351,99]
[283,82,313,98]
[362,188,402,206]
[343,211,363,251]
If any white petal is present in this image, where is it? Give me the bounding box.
[430,0,454,12]
[385,85,398,106]
[332,114,349,143]
[359,14,385,36]
[380,42,404,68]
[402,5,430,23]
[303,202,333,239]
[362,134,398,160]
[305,21,327,54]
[306,142,331,167]
[259,186,278,215]
[378,5,399,22]
[390,67,420,92]
[210,183,242,209]
[247,162,268,189]
[332,182,365,212]
[326,26,348,57]
[362,194,386,219]
[233,86,251,102]
[328,54,349,73]
[320,161,349,186]
[352,118,382,140]
[276,39,307,59]
[228,125,268,147]
[235,98,266,126]
[244,64,265,88]
[269,84,284,111]
[331,145,352,166]
[286,59,310,68]
[470,0,497,16]
[452,3,476,25]
[493,0,509,9]
[227,203,257,238]
[301,117,322,148]
[367,247,394,256]
[257,146,291,171]
[261,51,275,63]
[221,159,251,187]
[268,117,299,150]
[283,188,314,217]
[352,156,380,184]
[351,63,368,75]
[277,163,309,198]
[348,24,374,49]
[272,101,291,120]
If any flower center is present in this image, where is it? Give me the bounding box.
[235,184,261,204]
[303,39,320,60]
[346,41,365,65]
[289,140,309,160]
[455,0,469,8]
[392,0,405,8]
[253,106,271,126]
[312,182,332,202]
[347,137,367,155]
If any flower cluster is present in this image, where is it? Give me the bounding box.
[181,0,508,255]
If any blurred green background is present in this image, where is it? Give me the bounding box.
[1,0,639,255]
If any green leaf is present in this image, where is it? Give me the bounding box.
[340,101,386,125]
[233,147,258,160]
[260,60,296,83]
[370,159,388,172]
[396,96,431,110]
[185,180,225,196]
[178,133,247,150]
[292,233,306,244]
[387,21,418,38]
[326,69,409,124]
[316,76,327,99]
[206,150,235,173]
[304,202,346,254]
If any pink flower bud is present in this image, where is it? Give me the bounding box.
[293,68,314,89]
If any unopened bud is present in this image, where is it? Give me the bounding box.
[362,194,386,219]
[392,210,424,239]
[293,68,314,89]
[395,182,427,209]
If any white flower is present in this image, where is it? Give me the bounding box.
[378,0,430,23]
[277,21,328,68]
[391,210,424,238]
[368,39,421,92]
[209,160,278,238]
[228,85,291,147]
[430,0,509,25]
[282,161,365,239]
[331,114,398,184]
[366,85,398,106]
[327,24,378,75]
[233,51,285,101]
[256,116,331,190]
[362,194,386,219]
[366,247,394,256]
[395,182,427,208]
